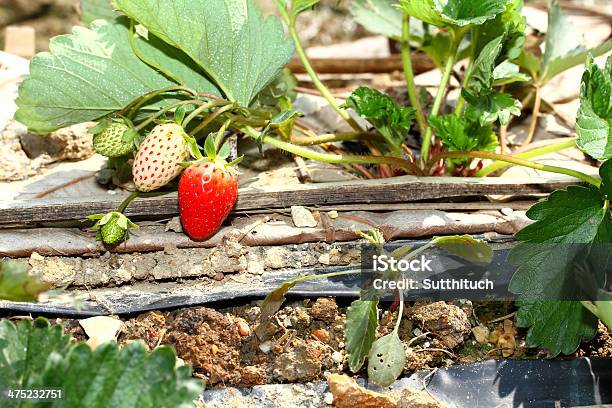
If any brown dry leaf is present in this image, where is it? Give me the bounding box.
[489,319,518,357]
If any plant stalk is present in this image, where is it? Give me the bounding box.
[135,100,203,131]
[420,30,465,167]
[291,131,382,146]
[525,84,542,145]
[476,139,577,176]
[240,126,422,175]
[118,191,139,213]
[275,1,363,133]
[432,150,601,187]
[182,100,230,128]
[401,14,426,136]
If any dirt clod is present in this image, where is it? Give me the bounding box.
[310,298,338,322]
[327,374,397,408]
[408,302,471,349]
[272,341,325,382]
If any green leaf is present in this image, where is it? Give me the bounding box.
[204,134,217,159]
[492,60,530,86]
[0,318,73,393]
[15,20,199,133]
[474,0,526,62]
[463,36,504,97]
[428,114,498,160]
[515,301,599,356]
[510,185,611,355]
[350,0,403,39]
[576,56,612,160]
[432,235,493,264]
[516,49,540,79]
[345,300,378,372]
[114,0,295,106]
[251,68,298,109]
[0,261,51,302]
[367,332,406,387]
[600,159,612,199]
[400,0,507,29]
[27,342,202,408]
[81,0,119,25]
[292,0,321,16]
[0,318,203,408]
[343,86,415,154]
[464,91,522,126]
[539,0,612,83]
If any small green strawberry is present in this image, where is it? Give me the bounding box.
[88,212,138,245]
[133,123,191,192]
[90,119,138,158]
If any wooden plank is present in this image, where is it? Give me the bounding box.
[287,54,435,75]
[0,175,578,226]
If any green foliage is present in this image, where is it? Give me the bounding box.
[350,0,403,39]
[463,36,504,97]
[464,92,522,126]
[428,114,498,159]
[576,56,612,160]
[345,300,378,372]
[343,86,415,154]
[515,301,599,356]
[473,0,526,62]
[367,332,406,387]
[114,0,294,106]
[509,185,611,356]
[0,261,50,302]
[432,235,493,264]
[0,318,203,408]
[15,21,186,133]
[399,0,507,29]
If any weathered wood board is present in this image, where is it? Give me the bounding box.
[0,175,581,226]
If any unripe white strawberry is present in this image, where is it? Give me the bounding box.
[133,123,190,192]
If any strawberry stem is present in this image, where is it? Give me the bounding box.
[123,86,199,119]
[214,119,232,152]
[428,150,601,187]
[182,100,231,128]
[190,104,236,137]
[135,100,202,131]
[118,191,140,213]
[240,126,422,175]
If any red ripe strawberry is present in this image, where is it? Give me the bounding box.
[178,162,238,240]
[133,123,190,192]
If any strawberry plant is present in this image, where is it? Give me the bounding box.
[12,0,612,378]
[0,318,203,408]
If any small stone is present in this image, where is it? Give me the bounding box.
[291,206,318,228]
[211,344,220,355]
[331,351,343,364]
[318,253,331,265]
[501,207,514,216]
[259,341,273,354]
[327,210,339,219]
[324,392,334,405]
[472,325,490,344]
[79,316,124,349]
[237,319,251,337]
[397,386,446,408]
[327,374,397,408]
[29,252,44,262]
[213,272,224,281]
[310,298,338,322]
[312,328,330,343]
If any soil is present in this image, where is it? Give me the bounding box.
[57,298,612,389]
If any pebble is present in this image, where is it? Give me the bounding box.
[324,392,334,405]
[501,207,514,216]
[237,320,251,337]
[327,210,338,219]
[291,205,318,228]
[331,351,343,364]
[259,341,273,354]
